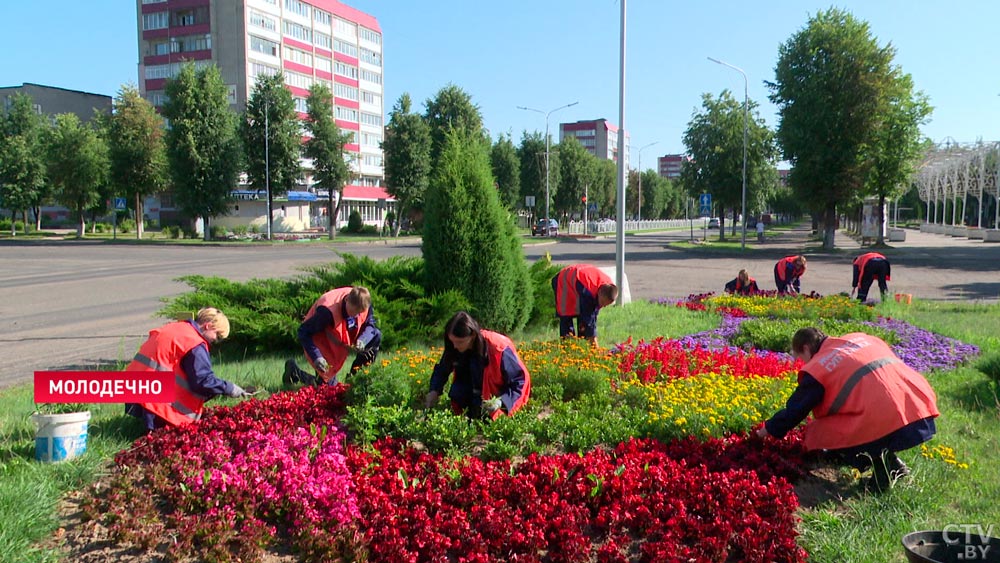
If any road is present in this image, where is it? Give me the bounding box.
[2,226,998,388]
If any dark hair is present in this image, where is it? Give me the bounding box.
[598,283,619,303]
[791,327,826,356]
[442,311,486,362]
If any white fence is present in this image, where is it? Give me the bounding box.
[565,219,695,235]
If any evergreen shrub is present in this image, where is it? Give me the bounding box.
[347,210,364,233]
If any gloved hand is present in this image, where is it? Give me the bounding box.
[314,357,330,373]
[424,390,441,409]
[228,383,251,398]
[481,396,502,414]
[349,343,365,355]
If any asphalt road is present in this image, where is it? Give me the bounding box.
[2,226,998,388]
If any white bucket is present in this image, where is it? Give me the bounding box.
[31,411,91,462]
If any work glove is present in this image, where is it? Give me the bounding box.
[424,390,441,409]
[349,343,365,355]
[481,396,502,415]
[228,384,251,399]
[314,357,330,373]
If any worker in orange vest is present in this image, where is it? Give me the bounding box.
[724,269,760,296]
[284,286,381,386]
[851,252,891,302]
[757,327,939,492]
[125,308,252,433]
[773,255,807,294]
[424,311,531,420]
[551,264,619,347]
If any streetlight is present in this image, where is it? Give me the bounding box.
[708,56,748,250]
[264,95,272,241]
[633,141,658,222]
[517,101,579,230]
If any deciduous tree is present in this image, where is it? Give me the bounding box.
[382,93,431,235]
[303,83,353,240]
[46,114,109,237]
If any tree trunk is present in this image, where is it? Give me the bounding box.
[203,216,211,242]
[33,206,41,230]
[327,189,338,241]
[21,210,28,233]
[823,204,837,250]
[77,210,85,238]
[135,194,144,239]
[875,194,886,245]
[393,202,405,237]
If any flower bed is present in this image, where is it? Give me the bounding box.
[77,294,980,562]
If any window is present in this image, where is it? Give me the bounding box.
[359,48,381,66]
[173,9,196,26]
[362,153,383,166]
[172,34,210,53]
[359,27,381,45]
[334,39,357,58]
[148,40,170,56]
[335,83,358,101]
[361,132,382,146]
[360,90,380,106]
[284,71,313,90]
[284,0,310,18]
[249,35,279,57]
[250,62,279,80]
[360,112,382,127]
[314,9,331,26]
[145,64,173,80]
[249,10,276,32]
[283,20,311,43]
[335,17,356,36]
[284,46,312,66]
[314,31,332,50]
[314,56,332,72]
[141,0,166,3]
[359,69,381,85]
[334,61,358,79]
[148,91,169,106]
[293,97,308,112]
[142,12,168,30]
[335,106,359,122]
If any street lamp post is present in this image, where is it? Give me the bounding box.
[517,101,579,230]
[708,56,748,250]
[633,141,658,222]
[264,95,272,241]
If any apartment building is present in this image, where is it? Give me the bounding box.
[136,0,389,229]
[657,154,687,180]
[558,118,630,169]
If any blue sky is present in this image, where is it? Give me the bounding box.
[2,1,998,160]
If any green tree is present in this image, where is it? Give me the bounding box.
[862,72,932,244]
[424,84,485,162]
[423,128,531,332]
[382,93,431,235]
[303,83,354,240]
[680,90,777,239]
[591,159,617,218]
[0,93,48,234]
[768,8,897,249]
[243,73,301,239]
[490,133,520,209]
[105,84,167,238]
[554,136,595,216]
[517,131,561,221]
[46,114,109,237]
[162,64,242,240]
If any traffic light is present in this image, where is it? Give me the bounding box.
[581,196,587,203]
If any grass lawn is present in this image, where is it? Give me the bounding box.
[0,298,996,562]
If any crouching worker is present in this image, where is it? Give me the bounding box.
[552,264,618,348]
[757,327,939,493]
[125,307,252,433]
[724,269,760,296]
[424,311,531,420]
[285,286,381,386]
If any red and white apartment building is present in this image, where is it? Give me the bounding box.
[136,0,391,230]
[558,118,630,169]
[657,154,688,181]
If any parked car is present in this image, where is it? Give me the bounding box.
[532,218,559,236]
[707,217,721,229]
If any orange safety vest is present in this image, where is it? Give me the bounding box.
[133,321,211,427]
[303,287,370,382]
[735,277,757,294]
[776,256,805,282]
[801,333,939,451]
[853,252,890,286]
[554,265,613,316]
[480,330,532,419]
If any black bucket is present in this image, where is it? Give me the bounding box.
[903,531,1000,563]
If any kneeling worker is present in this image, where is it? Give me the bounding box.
[757,327,939,492]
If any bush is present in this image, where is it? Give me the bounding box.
[232,225,249,236]
[361,225,378,235]
[422,128,532,332]
[119,218,136,233]
[0,219,27,233]
[162,225,183,239]
[347,210,364,233]
[210,225,228,239]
